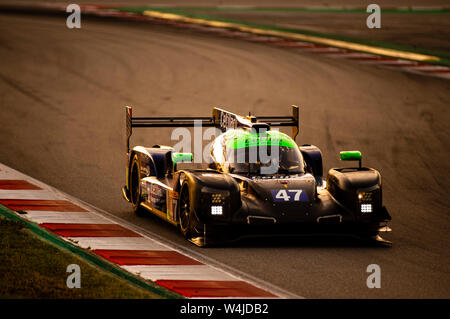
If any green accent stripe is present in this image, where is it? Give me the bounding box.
[0,204,182,299]
[225,131,297,149]
[227,137,296,149]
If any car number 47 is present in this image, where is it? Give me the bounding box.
[275,189,302,201]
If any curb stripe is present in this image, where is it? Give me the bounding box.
[40,223,142,237]
[94,250,203,266]
[23,211,114,224]
[0,199,88,212]
[155,280,277,298]
[0,190,60,200]
[122,265,237,281]
[0,179,41,190]
[72,237,169,251]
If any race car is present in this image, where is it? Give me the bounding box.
[122,105,392,246]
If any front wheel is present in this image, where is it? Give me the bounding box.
[130,155,146,216]
[178,184,191,238]
[178,182,203,240]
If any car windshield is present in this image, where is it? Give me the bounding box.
[223,132,305,175]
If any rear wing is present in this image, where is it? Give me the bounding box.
[126,105,299,155]
[251,106,299,142]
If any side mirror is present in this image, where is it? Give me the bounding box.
[339,151,362,168]
[172,152,193,163]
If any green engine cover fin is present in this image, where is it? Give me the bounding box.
[172,152,193,163]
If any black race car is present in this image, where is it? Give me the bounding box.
[122,105,391,246]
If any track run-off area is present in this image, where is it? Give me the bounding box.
[0,12,449,298]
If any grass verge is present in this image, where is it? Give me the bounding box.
[0,203,182,299]
[0,217,162,298]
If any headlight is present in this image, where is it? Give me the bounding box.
[358,192,373,202]
[211,206,223,215]
[211,193,226,204]
[210,194,225,216]
[361,203,373,213]
[200,187,230,216]
[358,191,374,213]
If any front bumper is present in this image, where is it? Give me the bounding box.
[192,189,391,246]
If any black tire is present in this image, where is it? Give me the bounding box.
[178,184,191,239]
[130,155,146,216]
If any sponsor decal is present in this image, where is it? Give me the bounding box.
[219,111,239,130]
[150,185,166,212]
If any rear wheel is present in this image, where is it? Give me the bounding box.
[130,155,146,216]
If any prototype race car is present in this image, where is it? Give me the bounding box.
[122,105,391,246]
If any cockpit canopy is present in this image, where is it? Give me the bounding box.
[211,129,305,175]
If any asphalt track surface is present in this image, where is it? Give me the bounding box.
[0,13,449,298]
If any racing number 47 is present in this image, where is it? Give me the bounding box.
[275,189,302,201]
